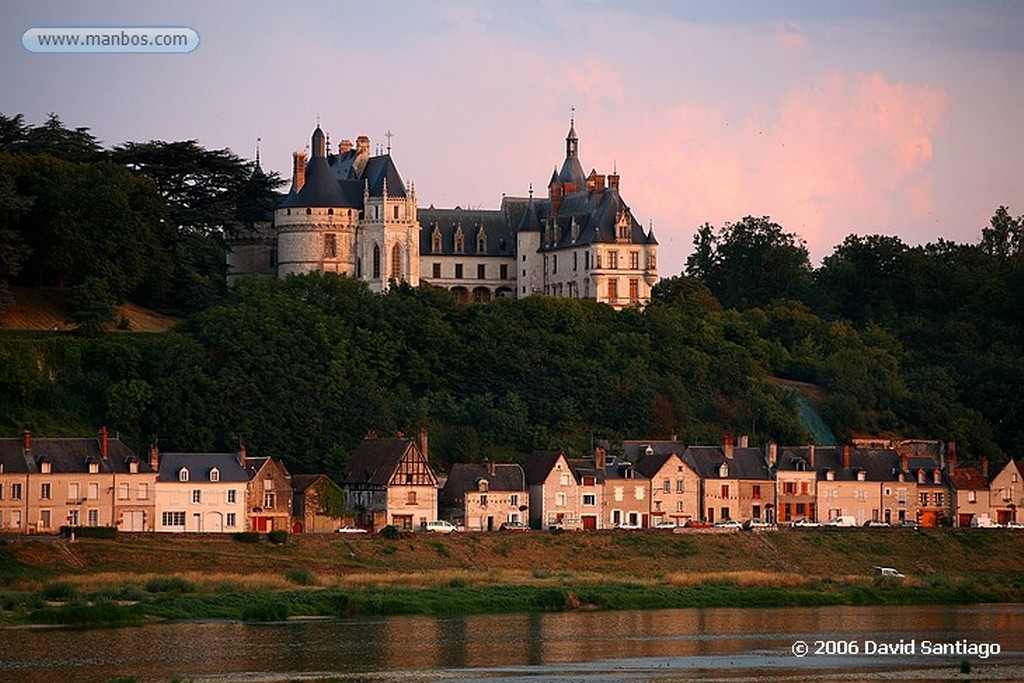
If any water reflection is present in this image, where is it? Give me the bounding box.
[1,604,1022,682]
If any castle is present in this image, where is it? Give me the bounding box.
[227,119,659,308]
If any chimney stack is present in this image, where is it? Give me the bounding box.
[488,459,496,476]
[22,429,31,452]
[237,443,247,469]
[766,442,778,468]
[292,150,306,193]
[608,171,620,192]
[724,434,734,460]
[339,139,353,154]
[980,455,989,482]
[739,434,749,448]
[808,444,816,468]
[418,426,429,461]
[670,433,678,442]
[99,426,108,460]
[595,446,607,471]
[900,453,909,474]
[843,444,851,470]
[149,443,159,472]
[946,442,957,476]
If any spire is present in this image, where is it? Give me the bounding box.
[385,129,393,155]
[255,136,261,169]
[529,183,533,199]
[311,125,326,158]
[566,107,578,158]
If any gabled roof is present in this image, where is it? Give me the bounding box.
[566,458,607,484]
[0,437,149,474]
[948,462,988,491]
[780,446,905,483]
[441,463,528,502]
[291,473,331,493]
[683,446,772,481]
[157,452,248,483]
[244,456,291,482]
[344,437,434,487]
[523,451,565,486]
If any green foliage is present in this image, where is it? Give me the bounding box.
[379,525,401,540]
[312,477,348,517]
[241,598,289,622]
[267,529,288,545]
[284,568,317,586]
[40,581,76,601]
[232,531,260,544]
[60,525,117,539]
[66,277,117,334]
[144,576,193,594]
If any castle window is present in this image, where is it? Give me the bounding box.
[629,278,639,301]
[609,251,619,269]
[616,209,630,241]
[454,226,465,254]
[573,252,578,271]
[324,234,337,258]
[607,278,618,300]
[306,208,312,215]
[393,205,399,220]
[552,254,557,274]
[477,264,486,279]
[455,264,463,279]
[390,243,402,280]
[328,208,334,216]
[432,226,442,253]
[476,228,486,253]
[595,252,602,269]
[372,244,381,279]
[571,219,579,242]
[630,251,639,270]
[648,252,657,270]
[500,264,508,279]
[432,263,441,279]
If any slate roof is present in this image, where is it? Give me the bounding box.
[419,207,515,258]
[291,473,326,493]
[279,154,355,208]
[533,185,652,251]
[0,437,149,474]
[599,456,646,482]
[344,438,416,487]
[683,446,772,481]
[157,452,248,483]
[779,446,906,483]
[244,456,290,482]
[948,462,988,491]
[440,463,528,504]
[566,458,607,485]
[523,451,564,486]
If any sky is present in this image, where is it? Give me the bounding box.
[3,0,1023,273]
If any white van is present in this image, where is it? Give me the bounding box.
[874,566,905,578]
[425,520,458,534]
[970,515,1000,529]
[824,515,857,527]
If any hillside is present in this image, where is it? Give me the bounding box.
[0,286,179,332]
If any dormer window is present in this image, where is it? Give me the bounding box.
[432,225,442,253]
[826,470,835,481]
[179,468,189,482]
[476,227,487,253]
[477,479,489,493]
[719,463,729,478]
[571,218,580,242]
[918,470,926,484]
[88,460,99,474]
[454,225,465,254]
[40,460,52,474]
[616,208,630,242]
[129,460,139,474]
[933,470,941,485]
[210,468,220,482]
[857,470,866,482]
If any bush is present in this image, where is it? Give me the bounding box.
[285,568,317,586]
[232,531,260,544]
[144,576,194,594]
[242,599,289,622]
[379,525,401,540]
[60,525,117,539]
[41,581,76,601]
[267,529,287,545]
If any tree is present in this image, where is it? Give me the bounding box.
[0,165,32,304]
[66,276,117,334]
[685,216,812,310]
[22,113,101,162]
[649,274,721,315]
[980,206,1023,266]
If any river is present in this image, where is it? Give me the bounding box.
[2,604,1023,682]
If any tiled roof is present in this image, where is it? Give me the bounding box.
[948,462,988,490]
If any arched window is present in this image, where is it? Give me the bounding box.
[210,468,220,482]
[431,225,442,253]
[306,208,312,215]
[390,243,402,280]
[476,227,487,253]
[454,225,465,254]
[372,244,381,279]
[179,468,189,482]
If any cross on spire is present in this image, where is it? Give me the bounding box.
[385,129,394,154]
[255,136,261,167]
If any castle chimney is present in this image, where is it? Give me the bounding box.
[418,426,429,461]
[808,444,815,468]
[149,443,159,472]
[99,426,108,460]
[607,171,620,192]
[843,444,851,470]
[292,150,306,193]
[724,434,734,460]
[550,183,563,217]
[739,434,749,448]
[22,430,31,452]
[340,139,353,154]
[595,446,607,471]
[237,443,247,469]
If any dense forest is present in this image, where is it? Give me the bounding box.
[0,112,1021,479]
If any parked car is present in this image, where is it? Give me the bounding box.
[874,566,905,579]
[1005,521,1024,530]
[745,519,772,530]
[684,520,711,529]
[863,520,891,528]
[548,518,583,531]
[334,525,368,534]
[971,515,1001,529]
[897,520,920,529]
[792,518,820,528]
[615,521,642,530]
[425,520,458,534]
[654,520,680,529]
[713,520,743,529]
[823,516,858,528]
[499,521,530,532]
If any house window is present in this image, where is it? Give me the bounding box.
[607,278,618,300]
[918,471,926,484]
[162,511,185,527]
[89,461,100,474]
[934,471,942,484]
[391,243,402,280]
[629,279,639,301]
[41,509,51,529]
[432,263,441,278]
[968,490,977,503]
[611,510,622,525]
[560,473,570,486]
[193,490,202,504]
[129,460,139,474]
[179,468,189,482]
[510,494,519,507]
[752,485,761,500]
[227,489,236,504]
[455,263,464,279]
[635,486,645,500]
[41,461,52,474]
[226,513,237,528]
[500,264,508,279]
[583,494,596,506]
[118,483,129,500]
[919,492,928,506]
[0,483,4,499]
[582,476,595,486]
[663,479,671,493]
[40,483,51,500]
[406,491,417,505]
[721,507,730,521]
[324,234,337,258]
[87,509,99,527]
[138,483,148,500]
[11,483,22,500]
[752,505,761,520]
[796,503,806,516]
[614,486,624,502]
[68,509,78,526]
[933,492,944,507]
[373,244,381,278]
[721,484,730,498]
[800,482,809,495]
[676,479,685,493]
[264,492,276,508]
[783,482,795,495]
[477,264,486,279]
[719,463,729,478]
[88,483,99,500]
[676,500,685,512]
[630,251,639,270]
[69,482,79,500]
[210,468,219,483]
[555,492,566,507]
[479,494,488,506]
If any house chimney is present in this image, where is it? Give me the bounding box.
[724,434,734,460]
[340,139,353,154]
[671,433,678,442]
[292,150,306,193]
[22,429,31,452]
[739,434,749,448]
[418,426,429,461]
[488,459,496,476]
[900,453,909,474]
[980,455,989,482]
[99,426,108,460]
[365,429,377,439]
[595,446,607,471]
[237,443,247,469]
[946,442,957,476]
[149,443,159,472]
[808,444,815,468]
[843,444,851,470]
[766,442,778,468]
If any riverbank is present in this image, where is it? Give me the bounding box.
[3,528,1024,625]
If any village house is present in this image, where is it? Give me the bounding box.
[0,430,156,533]
[242,450,293,532]
[988,459,1024,525]
[628,441,702,527]
[153,448,248,533]
[524,451,582,530]
[684,436,774,524]
[589,449,647,528]
[291,473,347,533]
[897,440,952,527]
[774,444,819,523]
[440,460,529,531]
[946,452,991,527]
[567,455,606,530]
[342,432,439,531]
